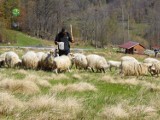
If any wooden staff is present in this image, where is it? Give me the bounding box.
[70,24,74,42]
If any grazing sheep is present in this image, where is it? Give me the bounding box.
[72,53,88,69]
[120,56,139,63]
[53,55,72,74]
[22,51,39,69]
[143,58,160,67]
[86,54,109,73]
[149,62,160,77]
[40,51,55,70]
[107,60,121,71]
[5,51,21,68]
[0,52,8,67]
[36,52,45,69]
[121,61,149,76]
[36,52,45,61]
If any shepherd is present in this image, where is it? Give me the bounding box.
[55,25,74,56]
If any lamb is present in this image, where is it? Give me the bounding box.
[72,53,88,69]
[121,61,149,76]
[53,55,72,74]
[22,51,39,69]
[86,54,109,73]
[40,50,55,70]
[107,60,121,71]
[5,51,21,68]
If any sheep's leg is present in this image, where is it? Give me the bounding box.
[91,68,94,72]
[109,66,112,71]
[68,67,71,72]
[115,67,117,71]
[102,68,105,73]
[55,69,58,74]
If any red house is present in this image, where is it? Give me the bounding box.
[119,41,145,54]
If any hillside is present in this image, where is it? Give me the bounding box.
[0,30,55,47]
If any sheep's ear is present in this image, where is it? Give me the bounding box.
[50,49,55,54]
[68,53,74,57]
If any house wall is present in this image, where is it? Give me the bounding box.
[133,45,145,54]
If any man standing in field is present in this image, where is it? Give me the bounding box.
[55,27,74,56]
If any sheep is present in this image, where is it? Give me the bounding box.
[36,52,45,61]
[86,54,109,73]
[143,57,160,67]
[40,50,55,71]
[71,53,88,70]
[0,52,10,67]
[120,56,139,73]
[53,55,72,74]
[36,52,45,69]
[120,56,139,63]
[107,60,121,71]
[5,51,21,68]
[149,62,160,77]
[22,51,39,69]
[121,61,149,76]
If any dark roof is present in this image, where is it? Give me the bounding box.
[119,41,144,49]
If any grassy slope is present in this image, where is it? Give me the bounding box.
[1,30,55,46]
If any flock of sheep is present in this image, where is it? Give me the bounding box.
[0,50,160,76]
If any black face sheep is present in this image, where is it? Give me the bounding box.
[0,52,8,67]
[5,51,21,68]
[22,51,39,69]
[86,54,109,73]
[149,62,160,77]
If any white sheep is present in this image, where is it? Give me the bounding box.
[121,56,139,63]
[149,62,160,77]
[53,55,72,74]
[86,54,109,73]
[107,60,121,71]
[0,52,8,67]
[143,57,160,67]
[36,52,45,61]
[72,53,88,70]
[5,51,21,68]
[121,61,149,76]
[40,51,55,70]
[22,51,39,69]
[36,52,45,69]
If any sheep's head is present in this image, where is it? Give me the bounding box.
[15,59,22,68]
[49,49,55,56]
[148,64,157,76]
[68,53,75,60]
[104,63,110,69]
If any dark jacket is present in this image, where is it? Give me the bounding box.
[55,32,73,51]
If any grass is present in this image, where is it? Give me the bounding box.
[0,48,160,119]
[0,29,54,46]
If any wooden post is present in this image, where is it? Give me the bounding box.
[70,24,74,42]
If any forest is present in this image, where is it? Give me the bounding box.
[0,0,160,48]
